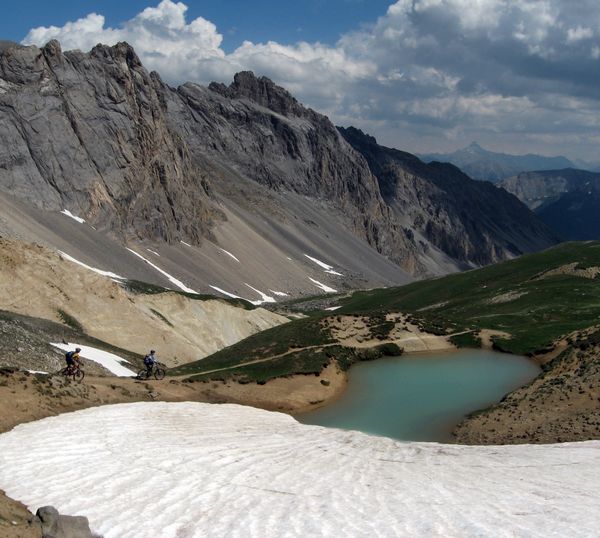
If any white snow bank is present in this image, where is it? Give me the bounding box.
[126,248,197,294]
[209,285,276,306]
[209,285,242,300]
[304,254,333,270]
[305,254,344,276]
[58,251,125,281]
[219,248,240,263]
[269,290,289,297]
[0,402,598,538]
[309,277,337,293]
[244,284,276,304]
[60,209,85,224]
[324,306,342,311]
[26,370,48,375]
[50,343,136,377]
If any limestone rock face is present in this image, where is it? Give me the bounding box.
[0,40,217,244]
[0,40,558,276]
[168,74,420,271]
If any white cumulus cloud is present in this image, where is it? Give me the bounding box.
[20,0,600,160]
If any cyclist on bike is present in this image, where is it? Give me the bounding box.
[65,347,82,372]
[143,350,157,376]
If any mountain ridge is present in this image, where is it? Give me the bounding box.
[420,143,576,182]
[0,39,558,298]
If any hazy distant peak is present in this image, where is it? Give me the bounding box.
[419,144,576,183]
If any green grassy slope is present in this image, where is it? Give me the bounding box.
[171,241,600,381]
[337,241,600,354]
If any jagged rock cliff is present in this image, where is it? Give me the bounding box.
[0,40,217,243]
[340,128,559,266]
[0,40,558,280]
[164,72,420,271]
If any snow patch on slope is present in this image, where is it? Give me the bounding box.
[126,248,197,294]
[269,290,289,297]
[50,343,136,377]
[0,402,597,538]
[305,254,343,276]
[309,277,337,293]
[219,248,240,263]
[209,284,276,306]
[209,285,242,300]
[60,209,85,224]
[58,251,125,281]
[244,284,276,304]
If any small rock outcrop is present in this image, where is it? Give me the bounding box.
[36,506,97,538]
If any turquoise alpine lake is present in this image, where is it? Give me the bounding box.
[297,350,540,442]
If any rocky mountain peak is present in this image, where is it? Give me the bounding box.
[209,70,306,117]
[89,41,143,69]
[339,126,378,145]
[0,40,22,53]
[42,39,62,57]
[466,141,484,153]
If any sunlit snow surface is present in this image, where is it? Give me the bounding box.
[50,343,136,377]
[219,248,240,263]
[309,277,337,293]
[0,403,598,538]
[304,254,344,276]
[126,248,197,294]
[59,251,126,281]
[60,209,85,224]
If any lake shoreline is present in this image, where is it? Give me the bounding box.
[297,349,541,443]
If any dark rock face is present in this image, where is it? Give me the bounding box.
[501,169,600,240]
[0,41,558,276]
[36,506,97,538]
[340,127,559,266]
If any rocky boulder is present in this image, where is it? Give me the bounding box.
[36,506,97,538]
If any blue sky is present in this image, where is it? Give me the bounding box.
[9,1,600,161]
[2,0,392,52]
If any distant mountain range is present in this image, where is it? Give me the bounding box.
[0,40,558,301]
[500,169,600,240]
[420,142,576,183]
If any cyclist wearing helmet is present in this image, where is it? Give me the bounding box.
[143,350,157,376]
[65,347,82,372]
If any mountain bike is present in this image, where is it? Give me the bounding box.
[137,362,166,380]
[58,364,85,382]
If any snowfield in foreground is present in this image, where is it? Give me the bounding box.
[0,403,598,538]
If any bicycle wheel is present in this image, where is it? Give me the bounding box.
[154,367,166,380]
[137,369,149,380]
[73,369,84,382]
